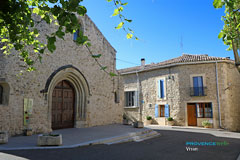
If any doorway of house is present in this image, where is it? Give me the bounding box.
[52,80,75,129]
[187,104,197,126]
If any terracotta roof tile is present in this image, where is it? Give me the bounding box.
[118,54,233,74]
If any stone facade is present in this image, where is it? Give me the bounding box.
[0,15,123,136]
[120,54,240,132]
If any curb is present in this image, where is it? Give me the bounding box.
[0,129,156,151]
[237,153,240,160]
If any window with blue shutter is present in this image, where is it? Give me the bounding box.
[155,104,158,118]
[158,79,165,98]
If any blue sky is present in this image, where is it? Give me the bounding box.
[82,0,230,69]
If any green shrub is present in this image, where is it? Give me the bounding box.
[202,120,211,126]
[167,117,173,121]
[146,116,152,120]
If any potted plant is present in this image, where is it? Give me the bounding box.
[0,131,8,144]
[145,116,152,126]
[202,120,212,128]
[37,133,62,146]
[23,128,33,136]
[167,117,175,126]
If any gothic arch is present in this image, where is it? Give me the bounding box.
[43,65,90,128]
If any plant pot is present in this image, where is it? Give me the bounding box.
[144,120,152,126]
[204,125,212,128]
[24,129,33,136]
[37,134,62,146]
[133,121,144,128]
[167,121,175,126]
[0,132,8,144]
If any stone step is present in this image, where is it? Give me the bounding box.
[104,130,160,145]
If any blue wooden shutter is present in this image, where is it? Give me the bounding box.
[160,80,164,98]
[158,80,161,98]
[155,104,158,118]
[165,104,169,117]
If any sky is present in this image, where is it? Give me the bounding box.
[81,0,231,69]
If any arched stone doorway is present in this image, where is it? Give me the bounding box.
[41,65,90,130]
[52,80,75,129]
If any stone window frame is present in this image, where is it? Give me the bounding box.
[73,21,84,41]
[190,74,206,88]
[124,88,139,108]
[156,77,167,100]
[0,82,10,106]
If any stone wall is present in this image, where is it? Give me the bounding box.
[122,61,240,131]
[0,14,123,136]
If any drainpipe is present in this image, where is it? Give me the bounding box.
[215,61,222,128]
[136,71,142,122]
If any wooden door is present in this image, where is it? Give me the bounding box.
[187,104,197,126]
[52,80,75,130]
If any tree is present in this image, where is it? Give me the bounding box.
[0,0,135,75]
[213,0,240,71]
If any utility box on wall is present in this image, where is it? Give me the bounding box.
[23,98,33,126]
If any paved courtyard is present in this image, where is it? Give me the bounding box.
[1,126,240,160]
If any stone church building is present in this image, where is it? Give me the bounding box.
[0,15,123,136]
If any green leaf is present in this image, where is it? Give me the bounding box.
[92,54,102,58]
[126,33,133,39]
[56,30,65,39]
[122,2,128,6]
[106,0,112,2]
[112,7,123,16]
[125,19,132,23]
[115,22,124,29]
[213,0,223,8]
[109,72,117,77]
[218,31,224,39]
[101,66,107,70]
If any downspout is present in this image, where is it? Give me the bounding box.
[215,61,222,128]
[136,71,142,122]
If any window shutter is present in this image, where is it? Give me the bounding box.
[164,104,169,117]
[134,91,139,107]
[155,104,158,118]
[160,80,164,98]
[158,80,161,98]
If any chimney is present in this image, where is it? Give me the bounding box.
[141,58,145,66]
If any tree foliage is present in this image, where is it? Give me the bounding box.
[0,0,133,75]
[213,0,240,68]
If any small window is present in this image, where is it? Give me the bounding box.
[0,85,3,104]
[204,103,212,118]
[196,103,212,118]
[73,29,80,41]
[157,79,165,99]
[73,24,84,41]
[125,91,138,107]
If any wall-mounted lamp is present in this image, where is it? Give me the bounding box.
[168,75,175,81]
